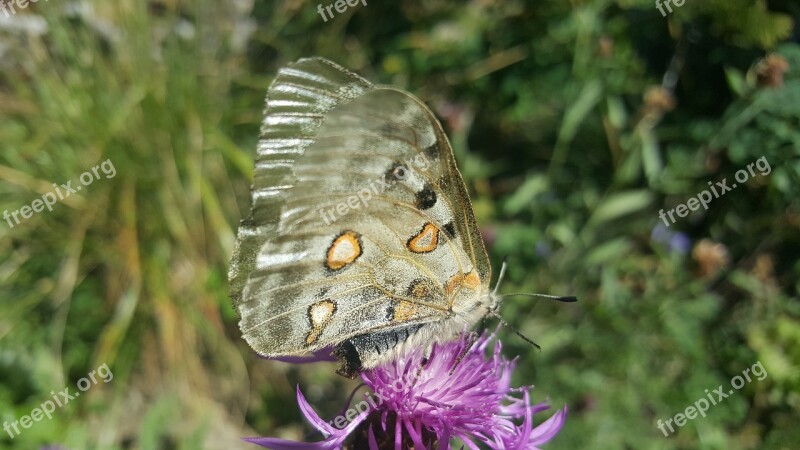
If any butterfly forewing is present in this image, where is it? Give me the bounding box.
[230,58,491,369]
[229,58,373,306]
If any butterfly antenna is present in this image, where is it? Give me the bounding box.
[485,258,576,350]
[491,256,509,297]
[501,293,578,303]
[488,310,540,350]
[492,258,577,303]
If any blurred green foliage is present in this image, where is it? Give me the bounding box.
[0,0,798,449]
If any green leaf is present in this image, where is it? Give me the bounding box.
[588,190,654,225]
[724,66,749,97]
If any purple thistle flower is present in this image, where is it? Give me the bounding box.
[245,331,567,449]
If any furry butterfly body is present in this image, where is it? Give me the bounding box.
[229,57,497,377]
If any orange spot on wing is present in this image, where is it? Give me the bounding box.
[393,300,418,322]
[411,281,430,298]
[306,300,336,345]
[326,231,362,270]
[463,270,481,289]
[445,270,481,297]
[407,223,439,253]
[445,273,464,295]
[306,329,322,345]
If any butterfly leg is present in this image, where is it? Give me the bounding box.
[448,331,479,375]
[333,340,362,379]
[408,348,433,385]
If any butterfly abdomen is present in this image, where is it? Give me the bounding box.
[333,323,426,378]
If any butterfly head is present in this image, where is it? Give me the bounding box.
[473,259,577,348]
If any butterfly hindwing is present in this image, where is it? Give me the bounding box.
[230,58,492,373]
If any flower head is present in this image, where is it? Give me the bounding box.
[245,330,567,449]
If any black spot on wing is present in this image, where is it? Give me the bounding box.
[443,221,457,239]
[415,183,437,210]
[379,123,402,135]
[385,305,395,321]
[423,143,439,161]
[383,160,407,184]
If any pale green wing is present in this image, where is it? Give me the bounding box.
[229,58,490,357]
[229,57,372,308]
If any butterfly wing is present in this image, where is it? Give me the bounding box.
[229,58,491,370]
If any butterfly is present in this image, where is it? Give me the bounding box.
[230,57,506,378]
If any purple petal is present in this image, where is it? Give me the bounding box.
[243,387,373,449]
[243,411,369,449]
[242,437,340,450]
[529,404,568,445]
[295,386,335,436]
[248,329,567,449]
[394,415,403,449]
[458,435,482,450]
[513,390,534,447]
[367,427,380,450]
[261,347,337,363]
[333,384,369,423]
[404,417,426,450]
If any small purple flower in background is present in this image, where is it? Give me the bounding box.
[245,331,567,449]
[651,223,691,255]
[535,241,552,258]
